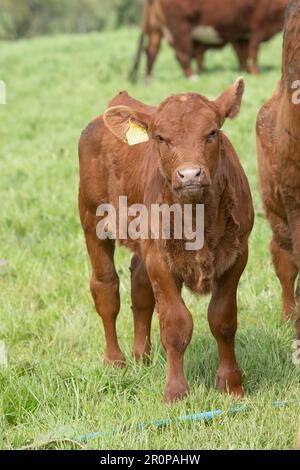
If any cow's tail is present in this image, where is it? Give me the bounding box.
[128,0,152,83]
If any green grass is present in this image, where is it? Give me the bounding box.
[0,28,299,450]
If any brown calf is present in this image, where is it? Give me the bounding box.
[130,0,289,82]
[79,79,254,403]
[256,0,300,338]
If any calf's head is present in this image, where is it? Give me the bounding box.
[104,78,244,202]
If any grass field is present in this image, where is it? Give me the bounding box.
[0,28,299,450]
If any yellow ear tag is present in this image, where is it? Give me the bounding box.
[126,120,149,146]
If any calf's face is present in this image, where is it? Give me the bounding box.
[104,78,244,202]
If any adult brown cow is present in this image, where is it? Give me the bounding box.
[78,79,254,403]
[256,0,300,339]
[130,0,289,82]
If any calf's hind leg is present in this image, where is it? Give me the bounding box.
[270,239,298,321]
[80,204,125,367]
[208,248,249,398]
[130,255,155,362]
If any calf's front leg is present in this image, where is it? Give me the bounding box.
[208,248,248,398]
[145,250,193,403]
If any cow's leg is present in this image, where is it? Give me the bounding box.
[129,32,146,83]
[175,48,194,78]
[193,43,206,74]
[270,239,298,321]
[208,248,248,398]
[146,29,162,84]
[248,35,261,74]
[172,25,195,78]
[80,202,124,367]
[232,40,250,72]
[130,254,155,362]
[145,251,193,403]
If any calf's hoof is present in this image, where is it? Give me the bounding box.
[297,426,300,450]
[163,381,189,404]
[283,309,297,322]
[216,368,244,398]
[104,351,126,368]
[133,350,151,365]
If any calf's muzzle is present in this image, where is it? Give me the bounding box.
[173,166,210,192]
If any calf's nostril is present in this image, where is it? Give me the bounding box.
[177,168,202,183]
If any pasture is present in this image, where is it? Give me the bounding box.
[0,28,299,450]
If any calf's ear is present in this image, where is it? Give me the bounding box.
[215,77,244,125]
[103,105,151,146]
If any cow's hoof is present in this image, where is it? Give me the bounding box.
[216,369,244,398]
[189,74,199,82]
[163,381,189,404]
[145,76,152,86]
[104,352,126,368]
[251,67,260,75]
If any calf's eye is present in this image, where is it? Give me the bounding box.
[207,130,219,143]
[155,135,165,144]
